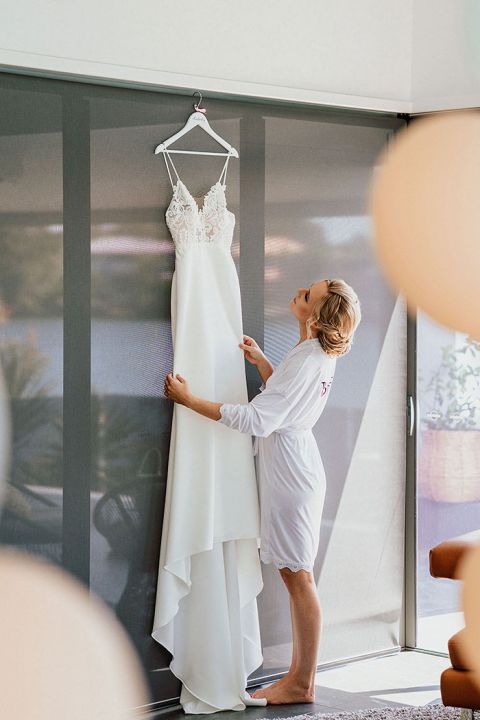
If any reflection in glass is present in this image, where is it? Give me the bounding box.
[89,219,173,644]
[0,88,63,565]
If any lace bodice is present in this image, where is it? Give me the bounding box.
[162,149,235,258]
[166,180,235,257]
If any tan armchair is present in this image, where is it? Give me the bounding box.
[429,538,480,720]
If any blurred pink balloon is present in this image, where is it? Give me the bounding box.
[369,109,480,341]
[0,548,150,719]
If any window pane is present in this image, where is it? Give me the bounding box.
[416,309,480,652]
[0,85,63,566]
[259,116,408,671]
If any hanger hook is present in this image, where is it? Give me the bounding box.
[193,90,207,115]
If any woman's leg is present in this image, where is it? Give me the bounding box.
[251,593,298,696]
[250,568,320,704]
[287,570,321,691]
[288,594,299,676]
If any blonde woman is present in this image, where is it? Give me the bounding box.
[164,278,361,705]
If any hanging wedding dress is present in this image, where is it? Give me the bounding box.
[151,149,267,713]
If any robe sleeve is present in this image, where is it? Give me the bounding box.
[217,385,292,437]
[217,354,315,437]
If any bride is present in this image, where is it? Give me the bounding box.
[164,277,361,705]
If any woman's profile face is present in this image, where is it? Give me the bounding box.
[289,280,328,323]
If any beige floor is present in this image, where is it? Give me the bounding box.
[147,649,451,718]
[309,649,450,710]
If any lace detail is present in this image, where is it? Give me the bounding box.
[262,552,314,573]
[166,179,235,258]
[273,560,314,573]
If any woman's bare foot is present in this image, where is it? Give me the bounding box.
[249,672,292,697]
[249,678,315,705]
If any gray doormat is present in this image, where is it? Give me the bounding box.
[266,705,475,720]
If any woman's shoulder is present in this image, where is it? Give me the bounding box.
[282,340,334,369]
[264,342,334,394]
[296,347,336,381]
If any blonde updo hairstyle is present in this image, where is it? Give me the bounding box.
[305,279,361,358]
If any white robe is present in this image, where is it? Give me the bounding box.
[218,339,336,572]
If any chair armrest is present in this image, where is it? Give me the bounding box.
[429,540,477,580]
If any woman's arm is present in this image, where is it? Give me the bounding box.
[163,371,289,433]
[239,336,273,385]
[164,373,223,420]
[257,356,274,385]
[187,394,223,421]
[186,360,272,414]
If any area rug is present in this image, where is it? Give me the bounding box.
[265,704,470,720]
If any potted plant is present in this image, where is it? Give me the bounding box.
[418,337,480,503]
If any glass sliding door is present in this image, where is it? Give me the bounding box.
[0,69,407,710]
[260,115,408,670]
[416,309,480,652]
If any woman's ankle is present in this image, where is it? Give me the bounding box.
[288,672,315,691]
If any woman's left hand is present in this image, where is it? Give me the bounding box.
[164,373,192,406]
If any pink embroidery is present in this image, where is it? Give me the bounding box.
[321,377,334,397]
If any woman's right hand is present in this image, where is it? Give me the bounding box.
[239,335,266,366]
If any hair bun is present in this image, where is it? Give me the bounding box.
[307,278,361,358]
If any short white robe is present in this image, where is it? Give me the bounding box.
[218,338,336,572]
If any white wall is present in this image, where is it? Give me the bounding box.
[0,0,412,113]
[412,0,480,112]
[3,0,479,115]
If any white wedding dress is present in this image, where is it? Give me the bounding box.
[151,149,267,713]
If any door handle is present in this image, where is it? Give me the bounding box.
[407,395,415,437]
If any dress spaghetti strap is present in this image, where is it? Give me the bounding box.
[218,153,231,188]
[163,148,181,190]
[163,147,231,190]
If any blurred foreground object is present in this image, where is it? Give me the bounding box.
[429,537,480,707]
[369,109,480,341]
[460,542,480,695]
[0,548,150,719]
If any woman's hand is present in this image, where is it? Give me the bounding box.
[239,335,266,366]
[164,372,192,406]
[164,374,223,421]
